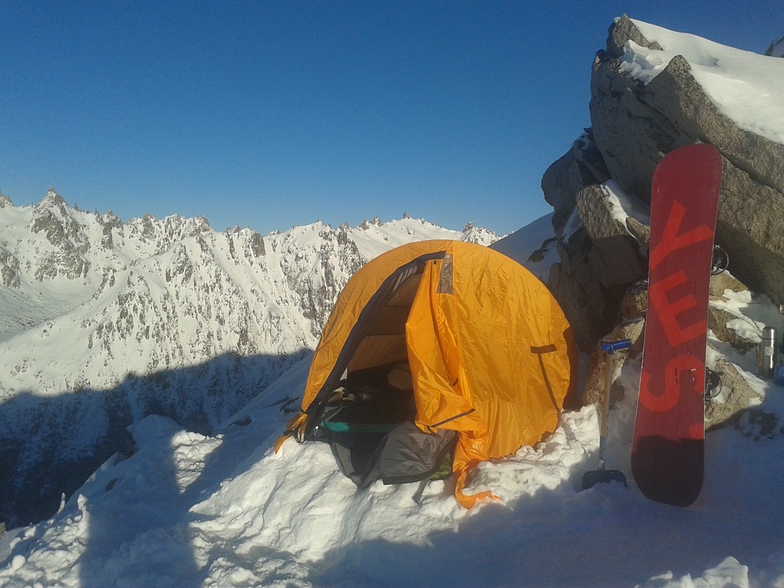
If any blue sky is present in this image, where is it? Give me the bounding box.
[2,1,781,236]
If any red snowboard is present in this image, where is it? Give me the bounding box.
[632,144,722,507]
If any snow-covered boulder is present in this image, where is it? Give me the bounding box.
[542,15,784,349]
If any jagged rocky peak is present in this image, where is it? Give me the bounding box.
[540,17,784,439]
[98,210,124,249]
[0,193,11,208]
[26,189,93,281]
[249,231,265,257]
[133,213,159,240]
[360,217,382,230]
[223,225,267,258]
[337,221,351,245]
[38,186,67,208]
[33,188,74,228]
[99,210,123,228]
[461,221,497,244]
[541,16,784,348]
[318,222,336,239]
[604,14,662,59]
[188,215,211,235]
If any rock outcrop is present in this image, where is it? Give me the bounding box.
[543,15,784,349]
[541,17,784,437]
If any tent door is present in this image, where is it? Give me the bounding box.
[324,420,458,490]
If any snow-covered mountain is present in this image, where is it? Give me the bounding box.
[0,189,496,526]
[1,189,495,394]
[4,17,784,588]
[2,257,784,588]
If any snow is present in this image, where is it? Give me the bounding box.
[562,205,583,245]
[3,316,784,586]
[602,180,651,229]
[620,19,784,145]
[0,193,498,536]
[3,209,784,587]
[4,18,784,588]
[490,213,558,280]
[0,199,485,400]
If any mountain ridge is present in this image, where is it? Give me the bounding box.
[0,188,497,526]
[1,189,497,393]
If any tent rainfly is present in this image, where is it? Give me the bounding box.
[276,240,576,507]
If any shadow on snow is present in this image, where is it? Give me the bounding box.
[0,350,307,529]
[3,355,784,587]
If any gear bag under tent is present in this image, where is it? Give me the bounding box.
[276,240,576,507]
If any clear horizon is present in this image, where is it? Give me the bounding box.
[2,1,781,236]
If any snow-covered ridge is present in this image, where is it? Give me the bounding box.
[0,189,496,527]
[0,190,496,398]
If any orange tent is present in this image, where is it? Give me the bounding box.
[277,240,576,507]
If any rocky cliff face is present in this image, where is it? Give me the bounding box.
[542,16,784,350]
[0,190,495,527]
[539,17,784,445]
